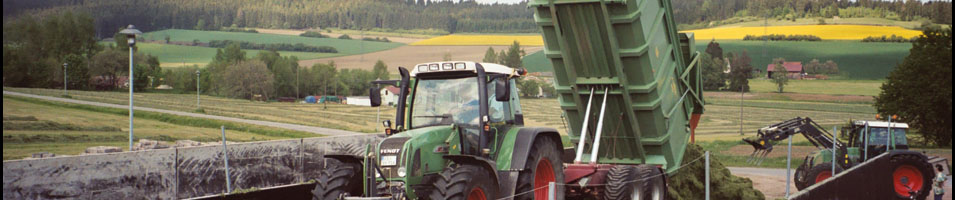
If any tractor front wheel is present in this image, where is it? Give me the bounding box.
[515,136,564,200]
[805,162,843,186]
[429,164,499,200]
[312,158,363,200]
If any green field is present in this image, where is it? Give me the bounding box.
[137,43,343,67]
[2,96,312,160]
[143,29,404,55]
[522,40,911,79]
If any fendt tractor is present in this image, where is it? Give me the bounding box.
[744,117,946,199]
[309,0,703,199]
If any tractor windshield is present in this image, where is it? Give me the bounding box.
[866,127,908,146]
[411,77,480,128]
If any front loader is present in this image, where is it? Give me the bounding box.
[743,117,942,199]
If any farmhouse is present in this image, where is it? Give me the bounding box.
[767,62,804,79]
[380,86,400,106]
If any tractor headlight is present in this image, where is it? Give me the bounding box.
[442,63,453,70]
[454,62,466,69]
[397,167,407,177]
[417,65,428,72]
[429,64,439,71]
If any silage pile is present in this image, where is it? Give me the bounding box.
[667,144,765,200]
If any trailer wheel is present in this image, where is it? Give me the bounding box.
[515,136,564,200]
[889,154,933,200]
[430,164,498,200]
[605,165,664,200]
[312,158,363,200]
[805,162,843,185]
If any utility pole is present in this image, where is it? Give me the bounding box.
[739,85,744,135]
[196,70,201,109]
[120,25,141,151]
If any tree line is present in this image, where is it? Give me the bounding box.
[6,0,947,39]
[207,40,339,53]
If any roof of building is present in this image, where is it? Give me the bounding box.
[766,62,803,72]
[382,86,400,95]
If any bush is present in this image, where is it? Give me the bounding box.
[743,34,822,41]
[337,34,352,40]
[219,26,258,33]
[861,35,914,43]
[207,40,338,53]
[299,31,328,38]
[361,37,391,42]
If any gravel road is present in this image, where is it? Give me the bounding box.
[3,90,364,136]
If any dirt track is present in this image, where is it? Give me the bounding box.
[298,45,543,71]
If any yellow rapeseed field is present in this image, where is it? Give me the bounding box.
[411,34,545,46]
[682,24,922,40]
[412,25,921,46]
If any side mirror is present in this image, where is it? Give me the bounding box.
[495,78,510,102]
[369,87,381,107]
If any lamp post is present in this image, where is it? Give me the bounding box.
[63,63,68,96]
[120,24,141,151]
[196,70,201,109]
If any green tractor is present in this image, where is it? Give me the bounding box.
[743,117,941,199]
[311,62,567,200]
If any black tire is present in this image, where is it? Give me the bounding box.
[888,154,933,200]
[312,158,363,200]
[515,136,565,200]
[794,161,811,190]
[604,165,665,200]
[804,162,843,187]
[429,164,499,200]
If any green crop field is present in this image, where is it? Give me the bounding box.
[522,40,911,79]
[144,29,404,55]
[136,43,343,67]
[2,96,311,160]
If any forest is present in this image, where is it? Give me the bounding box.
[4,0,950,38]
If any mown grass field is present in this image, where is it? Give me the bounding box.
[749,79,884,96]
[682,24,922,40]
[410,34,545,46]
[136,43,343,68]
[6,87,397,134]
[2,96,311,160]
[523,40,911,79]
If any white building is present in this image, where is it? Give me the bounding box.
[380,86,400,106]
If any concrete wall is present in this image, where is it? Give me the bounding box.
[3,134,383,200]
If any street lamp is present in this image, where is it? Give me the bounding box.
[120,24,141,151]
[196,70,201,109]
[63,63,68,96]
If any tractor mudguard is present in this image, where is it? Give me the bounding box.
[888,150,929,160]
[495,127,562,197]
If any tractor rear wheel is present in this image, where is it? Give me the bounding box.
[312,158,363,200]
[889,154,933,200]
[429,164,499,200]
[805,162,843,186]
[515,136,564,200]
[604,165,666,200]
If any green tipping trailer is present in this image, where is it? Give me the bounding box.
[530,0,704,198]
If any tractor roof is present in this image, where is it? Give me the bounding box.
[410,61,520,77]
[853,120,909,128]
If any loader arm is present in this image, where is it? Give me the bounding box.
[742,117,845,165]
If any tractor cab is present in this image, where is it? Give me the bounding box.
[845,120,910,161]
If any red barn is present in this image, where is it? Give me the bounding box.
[767,62,804,79]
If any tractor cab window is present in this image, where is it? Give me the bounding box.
[487,77,512,123]
[866,127,908,146]
[411,77,481,128]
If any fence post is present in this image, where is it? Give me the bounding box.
[548,182,556,200]
[222,126,231,194]
[705,151,710,200]
[786,135,793,198]
[832,126,837,176]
